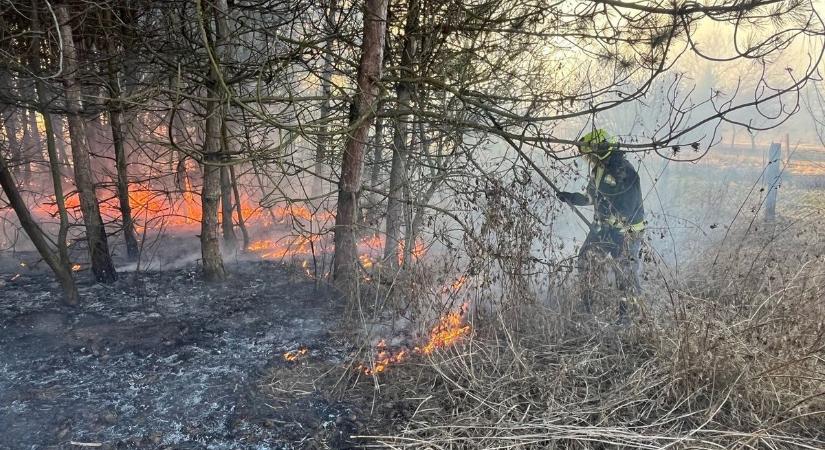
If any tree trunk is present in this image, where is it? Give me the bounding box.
[384,0,419,266]
[201,105,226,280]
[28,110,42,170]
[52,114,72,172]
[20,82,40,184]
[110,107,139,260]
[0,72,23,177]
[0,154,79,305]
[333,0,389,292]
[313,0,338,198]
[369,115,384,193]
[215,0,237,254]
[104,14,140,261]
[57,5,117,283]
[1,107,22,174]
[85,115,108,174]
[22,0,79,305]
[230,164,250,250]
[196,0,227,281]
[220,163,237,252]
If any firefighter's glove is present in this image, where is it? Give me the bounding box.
[556,191,575,204]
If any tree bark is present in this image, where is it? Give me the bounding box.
[230,164,250,250]
[384,0,419,266]
[196,0,227,281]
[216,0,236,254]
[18,0,79,305]
[313,0,338,198]
[369,115,384,193]
[201,100,225,280]
[110,107,139,260]
[52,114,72,172]
[57,4,117,283]
[0,72,23,177]
[220,163,237,252]
[104,12,140,261]
[20,82,40,184]
[0,154,79,304]
[333,0,389,292]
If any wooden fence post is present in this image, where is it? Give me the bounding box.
[765,142,781,222]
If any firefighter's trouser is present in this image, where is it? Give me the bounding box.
[577,226,643,317]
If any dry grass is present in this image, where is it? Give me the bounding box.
[355,217,825,449]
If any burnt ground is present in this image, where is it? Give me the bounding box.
[0,256,374,450]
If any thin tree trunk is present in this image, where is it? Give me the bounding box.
[215,0,237,254]
[28,110,42,168]
[84,115,106,174]
[110,108,139,260]
[384,0,419,266]
[104,13,140,261]
[21,82,40,184]
[201,102,226,280]
[313,0,338,198]
[333,0,389,292]
[52,114,72,172]
[25,0,78,305]
[57,4,117,283]
[196,0,227,281]
[220,163,237,251]
[370,115,384,193]
[229,165,250,250]
[0,72,23,177]
[0,154,79,304]
[1,107,22,175]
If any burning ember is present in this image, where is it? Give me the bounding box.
[283,348,308,362]
[71,264,81,272]
[358,302,472,376]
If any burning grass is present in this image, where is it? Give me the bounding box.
[353,218,825,449]
[357,303,472,376]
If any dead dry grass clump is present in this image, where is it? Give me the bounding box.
[358,222,825,449]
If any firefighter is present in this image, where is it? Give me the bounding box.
[556,129,645,321]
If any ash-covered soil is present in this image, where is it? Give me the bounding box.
[0,259,366,449]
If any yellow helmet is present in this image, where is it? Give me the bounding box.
[578,129,615,160]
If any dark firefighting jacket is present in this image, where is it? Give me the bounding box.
[563,152,645,232]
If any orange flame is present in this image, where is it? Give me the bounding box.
[283,348,308,362]
[35,182,269,231]
[415,307,472,355]
[441,275,467,295]
[358,302,472,376]
[359,254,375,269]
[247,235,319,259]
[71,264,81,272]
